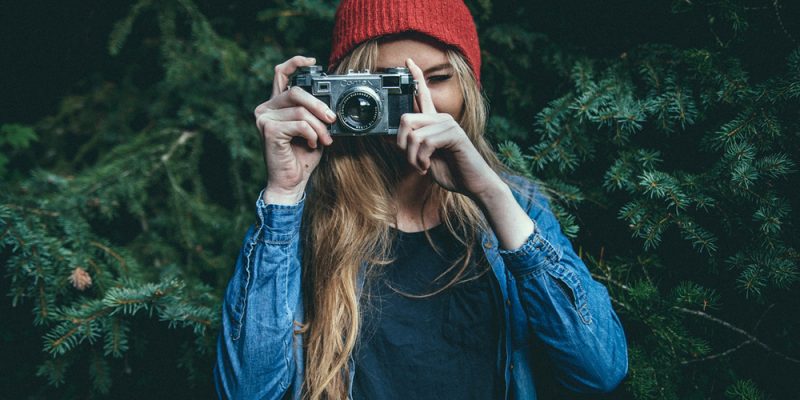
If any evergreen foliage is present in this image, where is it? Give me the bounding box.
[1,0,798,398]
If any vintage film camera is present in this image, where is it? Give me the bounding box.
[290,65,417,135]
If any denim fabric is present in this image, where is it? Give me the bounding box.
[214,177,629,399]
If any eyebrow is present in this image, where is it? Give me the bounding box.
[424,63,453,74]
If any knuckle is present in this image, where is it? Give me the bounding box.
[260,119,276,136]
[288,86,305,99]
[400,113,412,124]
[297,120,313,132]
[254,103,268,118]
[291,106,306,119]
[255,112,266,124]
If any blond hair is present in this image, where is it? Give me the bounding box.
[297,37,507,399]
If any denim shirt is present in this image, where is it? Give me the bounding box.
[213,176,629,399]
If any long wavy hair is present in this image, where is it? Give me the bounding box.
[296,35,508,399]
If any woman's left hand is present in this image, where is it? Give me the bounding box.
[398,58,503,200]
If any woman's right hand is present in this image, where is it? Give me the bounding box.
[255,56,336,205]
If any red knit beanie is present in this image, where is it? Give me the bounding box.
[329,0,482,83]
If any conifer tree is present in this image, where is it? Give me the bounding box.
[1,0,798,398]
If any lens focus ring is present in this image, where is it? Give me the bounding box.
[336,87,381,133]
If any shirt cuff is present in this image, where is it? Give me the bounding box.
[498,226,562,278]
[255,188,305,239]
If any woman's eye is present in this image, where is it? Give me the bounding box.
[427,74,452,83]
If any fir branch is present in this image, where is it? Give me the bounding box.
[89,241,128,275]
[161,130,197,163]
[594,272,799,365]
[0,224,9,243]
[4,204,60,217]
[680,303,775,364]
[772,0,798,46]
[680,339,754,364]
[674,306,800,364]
[591,272,632,291]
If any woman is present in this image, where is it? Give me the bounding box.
[214,0,628,399]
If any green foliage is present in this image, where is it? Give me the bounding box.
[0,124,37,178]
[2,0,799,398]
[482,0,799,398]
[725,380,768,400]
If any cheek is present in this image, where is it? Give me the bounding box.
[431,84,465,121]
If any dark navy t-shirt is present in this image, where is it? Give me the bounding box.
[352,224,503,400]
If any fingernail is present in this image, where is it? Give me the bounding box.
[326,110,336,121]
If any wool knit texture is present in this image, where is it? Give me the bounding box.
[329,0,482,83]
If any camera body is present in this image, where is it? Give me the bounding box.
[290,65,416,135]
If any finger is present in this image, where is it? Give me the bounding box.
[265,106,333,146]
[406,126,422,172]
[411,121,455,171]
[272,56,317,98]
[397,113,447,150]
[283,120,320,149]
[417,130,455,171]
[396,113,412,150]
[258,116,320,149]
[269,86,337,125]
[406,58,437,114]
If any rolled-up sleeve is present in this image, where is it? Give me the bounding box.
[214,189,305,399]
[501,181,628,393]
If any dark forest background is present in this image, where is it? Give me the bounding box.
[1,0,799,399]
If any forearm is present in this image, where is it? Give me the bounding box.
[474,178,535,250]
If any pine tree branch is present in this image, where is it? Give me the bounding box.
[593,272,800,364]
[5,204,60,217]
[86,258,106,294]
[608,296,631,312]
[50,283,184,353]
[724,113,757,140]
[32,246,49,320]
[680,304,775,364]
[772,0,798,46]
[160,130,196,163]
[89,241,128,275]
[0,225,9,242]
[673,306,799,364]
[52,309,113,350]
[591,272,632,291]
[680,339,755,364]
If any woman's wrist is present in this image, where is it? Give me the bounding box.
[264,184,306,205]
[473,178,535,250]
[471,173,510,207]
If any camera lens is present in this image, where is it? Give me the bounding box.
[345,96,375,123]
[337,87,381,133]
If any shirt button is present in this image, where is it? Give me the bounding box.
[506,299,511,306]
[510,363,514,370]
[484,241,493,249]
